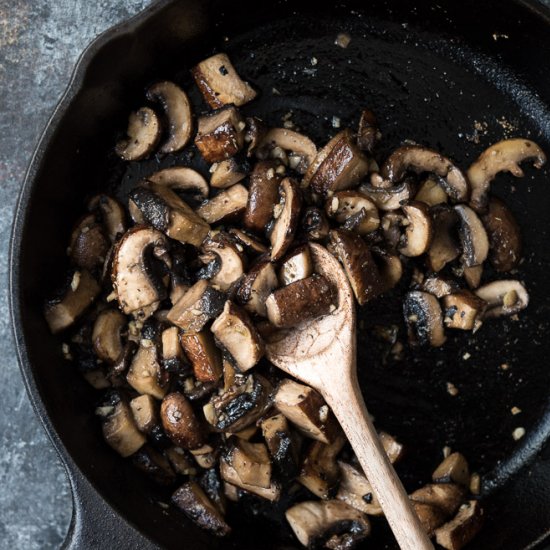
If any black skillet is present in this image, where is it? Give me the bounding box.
[10,0,550,548]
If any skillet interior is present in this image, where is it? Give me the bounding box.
[11,0,550,548]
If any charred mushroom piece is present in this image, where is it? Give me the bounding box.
[421,276,460,299]
[161,326,188,373]
[427,206,460,272]
[161,392,204,450]
[410,483,466,518]
[434,501,484,550]
[146,81,193,153]
[328,229,383,306]
[411,501,447,537]
[203,373,272,432]
[126,339,167,399]
[92,309,126,363]
[200,234,246,291]
[266,274,335,329]
[304,129,370,196]
[443,291,487,331]
[115,107,160,161]
[69,215,110,271]
[129,184,210,247]
[454,204,489,267]
[259,128,317,174]
[403,291,446,347]
[468,138,546,212]
[132,445,176,485]
[88,195,127,243]
[475,280,529,318]
[130,394,159,434]
[481,197,522,272]
[279,244,314,285]
[210,158,248,188]
[285,500,371,548]
[381,145,469,203]
[302,207,330,241]
[96,392,146,457]
[211,301,265,372]
[236,259,278,317]
[432,452,470,486]
[261,414,300,475]
[224,440,272,488]
[270,178,302,261]
[274,379,339,444]
[180,331,223,383]
[167,280,225,332]
[243,160,283,233]
[44,269,100,334]
[192,53,256,108]
[360,179,412,212]
[197,184,248,225]
[336,461,382,516]
[172,481,231,536]
[195,106,245,163]
[357,109,381,153]
[326,191,380,235]
[415,177,449,206]
[229,228,269,255]
[399,202,433,257]
[148,166,209,200]
[111,227,170,317]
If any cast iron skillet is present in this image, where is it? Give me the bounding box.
[10,0,550,548]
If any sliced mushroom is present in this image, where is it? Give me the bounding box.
[468,138,546,212]
[421,276,460,299]
[302,207,330,241]
[210,158,248,189]
[203,373,272,432]
[481,197,522,272]
[115,107,161,161]
[244,116,268,156]
[44,269,100,334]
[165,447,197,476]
[474,279,529,318]
[304,129,370,196]
[454,204,489,267]
[147,166,209,200]
[172,481,231,536]
[381,145,469,203]
[146,81,193,153]
[200,233,246,291]
[180,330,223,383]
[285,500,371,548]
[96,392,146,457]
[132,445,176,486]
[236,259,278,317]
[378,431,405,464]
[211,301,265,372]
[415,177,449,206]
[410,483,466,518]
[432,452,470,486]
[326,191,380,234]
[69,215,110,271]
[261,414,300,476]
[427,206,460,272]
[399,201,433,257]
[328,229,383,305]
[403,290,446,347]
[357,108,381,153]
[199,467,226,514]
[270,177,302,261]
[259,128,317,174]
[224,439,272,488]
[88,194,127,242]
[462,265,483,290]
[161,326,188,373]
[443,291,486,331]
[371,247,403,292]
[228,228,268,255]
[380,211,404,249]
[195,105,245,163]
[336,461,382,516]
[197,183,248,225]
[274,379,340,444]
[266,274,335,328]
[434,501,484,550]
[411,501,447,537]
[129,394,159,434]
[360,179,413,212]
[192,53,257,108]
[279,244,314,286]
[190,444,219,470]
[129,184,210,247]
[92,309,126,363]
[126,339,167,399]
[160,392,204,450]
[111,227,170,317]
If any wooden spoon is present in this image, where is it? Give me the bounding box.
[266,243,434,550]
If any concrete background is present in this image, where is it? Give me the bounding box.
[1,1,550,548]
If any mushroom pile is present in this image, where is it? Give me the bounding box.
[44,52,546,550]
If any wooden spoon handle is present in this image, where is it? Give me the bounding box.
[324,373,434,550]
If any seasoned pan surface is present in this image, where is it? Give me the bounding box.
[10,1,550,548]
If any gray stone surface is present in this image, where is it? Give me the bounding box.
[2,1,550,549]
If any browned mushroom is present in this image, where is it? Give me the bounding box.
[434,501,484,550]
[378,431,405,464]
[336,461,382,516]
[210,158,248,188]
[146,81,193,154]
[132,445,176,485]
[468,138,546,212]
[228,228,269,255]
[211,301,265,372]
[147,166,209,200]
[261,413,300,474]
[160,326,188,372]
[115,107,161,161]
[88,195,127,243]
[357,109,381,153]
[190,444,219,470]
[161,392,204,450]
[326,191,380,235]
[165,447,197,476]
[279,244,314,285]
[265,274,334,328]
[454,204,489,267]
[411,501,447,537]
[126,339,167,399]
[224,439,272,488]
[270,177,302,261]
[197,184,248,224]
[462,265,483,290]
[381,145,469,202]
[403,290,446,347]
[420,276,460,299]
[432,452,470,486]
[302,207,330,241]
[475,279,529,318]
[129,394,159,434]
[236,259,278,317]
[192,53,256,108]
[371,247,403,292]
[195,105,245,163]
[399,201,433,257]
[303,129,370,196]
[258,128,317,174]
[443,291,486,331]
[244,116,268,156]
[360,178,413,212]
[426,206,460,272]
[200,233,246,291]
[481,197,522,272]
[69,215,110,271]
[410,483,466,518]
[180,331,223,383]
[415,177,449,206]
[92,309,126,363]
[274,379,340,444]
[380,211,404,250]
